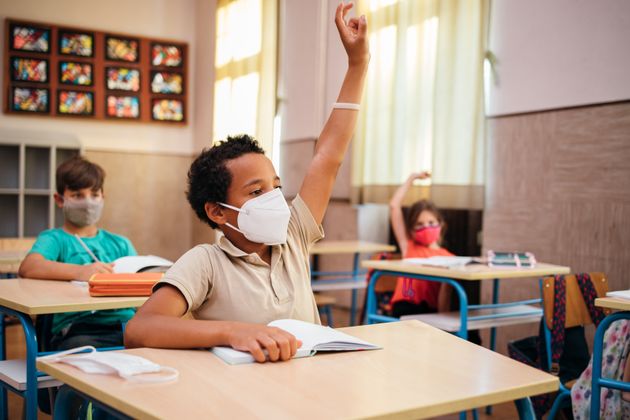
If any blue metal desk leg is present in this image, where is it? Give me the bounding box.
[0,314,6,420]
[350,252,360,326]
[485,278,500,415]
[514,397,536,420]
[15,311,38,420]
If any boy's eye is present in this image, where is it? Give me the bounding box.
[251,189,263,196]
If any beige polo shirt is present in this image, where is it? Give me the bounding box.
[157,195,323,325]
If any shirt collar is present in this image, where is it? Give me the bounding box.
[217,233,284,265]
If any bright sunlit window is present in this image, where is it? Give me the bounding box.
[213,0,276,149]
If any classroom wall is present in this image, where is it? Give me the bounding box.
[485,0,630,117]
[482,0,630,353]
[0,0,218,259]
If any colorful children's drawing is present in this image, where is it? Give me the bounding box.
[151,44,182,67]
[11,57,48,83]
[59,31,93,57]
[58,91,94,116]
[106,95,140,119]
[151,72,183,94]
[59,62,92,86]
[152,99,184,122]
[106,37,139,62]
[12,87,49,113]
[11,24,50,52]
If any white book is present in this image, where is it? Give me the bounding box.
[112,255,173,274]
[606,289,630,300]
[403,256,474,268]
[211,319,381,365]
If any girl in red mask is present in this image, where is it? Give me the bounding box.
[389,172,453,317]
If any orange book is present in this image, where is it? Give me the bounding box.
[88,272,163,297]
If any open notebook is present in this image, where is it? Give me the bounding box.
[211,319,381,365]
[606,290,630,300]
[403,256,477,269]
[112,255,173,273]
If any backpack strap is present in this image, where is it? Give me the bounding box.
[574,273,606,327]
[549,274,567,374]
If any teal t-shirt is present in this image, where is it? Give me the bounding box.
[30,228,138,335]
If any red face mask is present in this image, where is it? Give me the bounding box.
[413,225,441,246]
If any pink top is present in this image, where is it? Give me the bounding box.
[390,239,454,309]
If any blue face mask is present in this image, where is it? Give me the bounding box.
[219,188,291,245]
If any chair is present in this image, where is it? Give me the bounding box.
[539,273,609,420]
[314,293,336,326]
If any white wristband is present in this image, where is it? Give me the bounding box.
[333,102,360,111]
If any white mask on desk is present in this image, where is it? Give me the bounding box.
[219,188,291,245]
[38,346,178,383]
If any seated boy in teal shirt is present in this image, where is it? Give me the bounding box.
[19,156,136,350]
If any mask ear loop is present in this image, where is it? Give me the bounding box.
[120,366,179,384]
[37,345,97,362]
[218,203,248,235]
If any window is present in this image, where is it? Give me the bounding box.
[213,0,277,152]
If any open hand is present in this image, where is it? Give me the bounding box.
[407,171,431,183]
[227,323,302,363]
[334,2,369,66]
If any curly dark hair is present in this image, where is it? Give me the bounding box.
[187,134,265,228]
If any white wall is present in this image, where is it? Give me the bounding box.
[0,0,210,155]
[486,0,630,117]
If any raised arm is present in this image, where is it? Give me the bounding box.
[299,2,369,224]
[389,172,430,256]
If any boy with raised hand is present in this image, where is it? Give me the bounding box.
[125,2,369,363]
[19,156,137,350]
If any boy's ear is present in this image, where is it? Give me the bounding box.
[53,193,64,208]
[205,203,227,225]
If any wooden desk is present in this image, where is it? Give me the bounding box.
[0,279,147,420]
[0,238,35,275]
[594,296,630,311]
[38,320,558,420]
[310,240,395,325]
[361,260,570,347]
[591,294,630,419]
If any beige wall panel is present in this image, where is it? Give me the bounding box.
[483,101,630,354]
[85,151,195,262]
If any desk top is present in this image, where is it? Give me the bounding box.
[595,297,630,311]
[310,240,395,255]
[37,321,558,420]
[0,279,147,315]
[362,260,570,281]
[0,250,28,274]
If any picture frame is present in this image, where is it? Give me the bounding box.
[105,67,140,92]
[10,56,48,83]
[150,71,183,94]
[106,95,140,119]
[57,90,94,116]
[59,61,93,86]
[151,43,183,67]
[151,98,184,122]
[9,23,50,53]
[58,30,94,57]
[10,87,50,113]
[105,36,140,62]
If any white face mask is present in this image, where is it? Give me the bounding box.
[38,346,178,384]
[219,188,291,245]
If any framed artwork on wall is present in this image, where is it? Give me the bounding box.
[5,19,187,124]
[106,95,140,119]
[150,71,183,94]
[57,90,94,116]
[9,23,50,53]
[106,67,140,92]
[58,30,94,57]
[105,36,139,62]
[10,87,49,113]
[151,43,183,67]
[151,99,184,122]
[10,56,48,83]
[59,61,92,86]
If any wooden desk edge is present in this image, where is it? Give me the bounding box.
[360,261,571,281]
[595,297,630,311]
[0,297,147,315]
